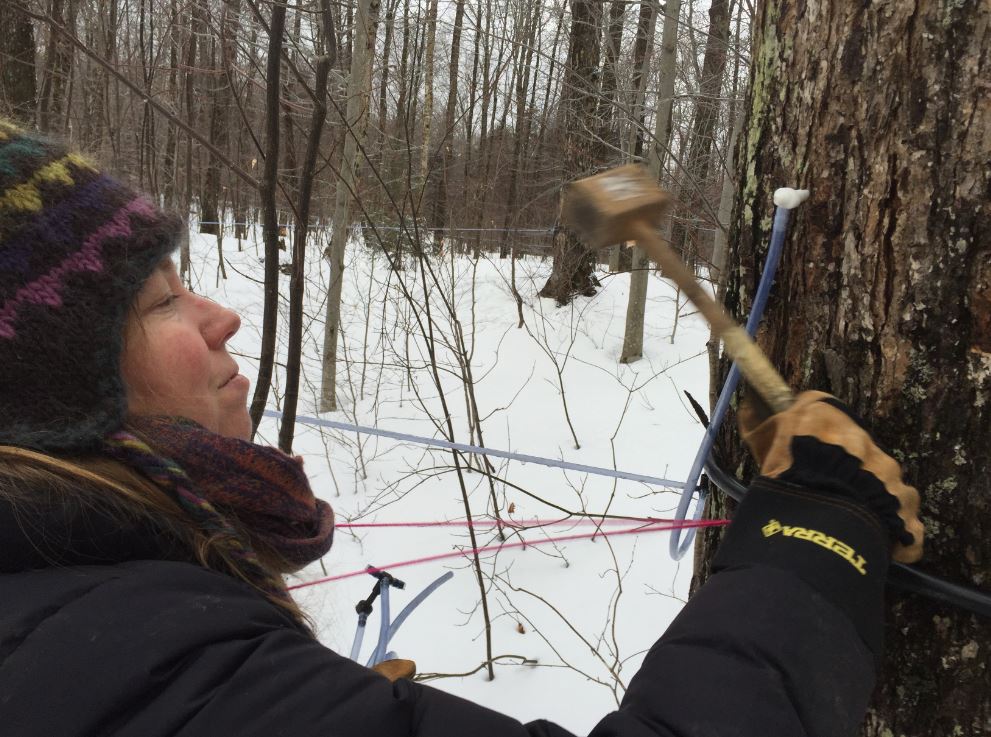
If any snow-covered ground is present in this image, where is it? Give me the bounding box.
[189,224,711,733]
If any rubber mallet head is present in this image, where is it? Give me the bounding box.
[561,164,671,249]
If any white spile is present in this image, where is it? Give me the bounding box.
[773,188,811,210]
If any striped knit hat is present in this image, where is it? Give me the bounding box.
[0,120,182,452]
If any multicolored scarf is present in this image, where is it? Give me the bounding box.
[123,416,335,570]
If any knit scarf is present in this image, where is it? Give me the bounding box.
[124,416,335,570]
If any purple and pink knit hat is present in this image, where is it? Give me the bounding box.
[0,120,182,452]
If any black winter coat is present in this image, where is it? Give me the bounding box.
[0,478,882,737]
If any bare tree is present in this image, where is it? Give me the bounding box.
[430,0,465,244]
[1,3,38,121]
[416,0,439,196]
[538,0,603,305]
[200,0,235,239]
[248,0,288,434]
[596,0,626,140]
[280,0,336,452]
[320,0,379,412]
[670,0,730,266]
[620,0,677,363]
[498,0,541,260]
[38,0,77,133]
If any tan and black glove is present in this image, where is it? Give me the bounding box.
[371,659,416,682]
[739,390,924,563]
[713,390,925,658]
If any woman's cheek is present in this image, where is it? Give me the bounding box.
[137,333,213,410]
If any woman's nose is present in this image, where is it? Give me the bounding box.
[202,298,241,348]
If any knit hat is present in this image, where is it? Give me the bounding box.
[0,120,182,452]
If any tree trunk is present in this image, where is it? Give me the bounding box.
[532,4,566,173]
[280,0,335,452]
[200,3,231,238]
[625,1,656,160]
[280,8,303,206]
[320,0,378,412]
[471,0,497,254]
[375,0,395,162]
[670,0,730,267]
[179,2,200,278]
[38,0,75,134]
[247,2,287,435]
[596,0,626,140]
[461,2,481,223]
[620,0,676,362]
[538,0,603,305]
[417,0,439,199]
[695,3,991,735]
[619,0,659,363]
[161,0,180,209]
[390,1,411,212]
[498,1,539,260]
[1,5,38,122]
[431,0,465,243]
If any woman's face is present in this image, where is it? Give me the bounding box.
[121,258,252,440]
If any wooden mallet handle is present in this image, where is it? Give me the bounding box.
[629,221,794,413]
[560,164,794,413]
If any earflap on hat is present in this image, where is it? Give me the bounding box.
[0,122,182,452]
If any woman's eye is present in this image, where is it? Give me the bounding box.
[157,294,180,310]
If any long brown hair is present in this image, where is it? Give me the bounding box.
[0,443,313,632]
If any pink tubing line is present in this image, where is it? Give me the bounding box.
[289,518,729,590]
[337,517,684,529]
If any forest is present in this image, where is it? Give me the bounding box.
[1,1,988,735]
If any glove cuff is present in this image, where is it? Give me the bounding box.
[713,478,890,657]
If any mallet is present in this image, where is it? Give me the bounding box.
[561,164,795,413]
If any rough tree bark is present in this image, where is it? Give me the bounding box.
[694,3,990,735]
[538,0,603,305]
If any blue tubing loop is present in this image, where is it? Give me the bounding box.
[365,571,454,666]
[668,204,794,560]
[386,571,455,644]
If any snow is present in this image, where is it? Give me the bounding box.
[188,225,712,734]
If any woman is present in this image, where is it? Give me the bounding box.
[0,123,923,737]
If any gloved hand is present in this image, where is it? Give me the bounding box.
[738,390,924,563]
[713,390,925,658]
[372,659,416,682]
